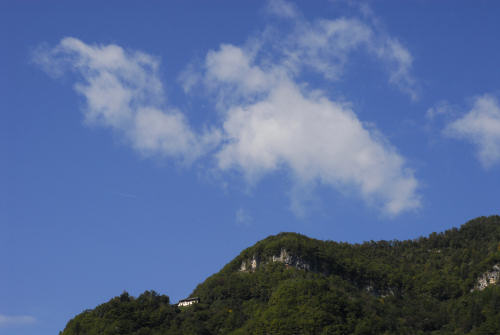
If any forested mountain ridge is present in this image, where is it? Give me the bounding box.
[61,216,500,334]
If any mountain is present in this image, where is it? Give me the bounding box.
[60,216,500,334]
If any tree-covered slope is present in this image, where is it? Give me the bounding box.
[61,216,500,334]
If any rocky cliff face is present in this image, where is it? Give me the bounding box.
[272,248,311,270]
[473,264,500,291]
[239,248,311,272]
[239,255,259,272]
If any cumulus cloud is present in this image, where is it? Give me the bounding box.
[33,37,220,163]
[35,1,421,216]
[445,95,500,168]
[204,44,276,99]
[0,314,35,326]
[204,44,419,215]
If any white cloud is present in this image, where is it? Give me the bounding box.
[426,100,454,120]
[267,0,299,19]
[183,4,418,100]
[445,95,500,168]
[377,38,417,100]
[33,37,218,163]
[235,208,253,226]
[131,107,220,162]
[178,62,202,93]
[205,44,275,97]
[198,41,419,215]
[194,4,421,214]
[275,13,418,99]
[213,70,418,214]
[0,314,36,326]
[288,18,373,81]
[35,1,421,216]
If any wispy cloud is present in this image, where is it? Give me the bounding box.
[266,0,299,19]
[444,94,500,168]
[235,208,253,227]
[266,3,419,100]
[114,191,138,199]
[0,314,36,327]
[426,100,455,120]
[34,1,420,216]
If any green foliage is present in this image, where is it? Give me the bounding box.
[61,290,177,335]
[61,216,500,334]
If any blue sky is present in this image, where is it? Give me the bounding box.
[2,1,500,334]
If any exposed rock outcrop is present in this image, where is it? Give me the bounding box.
[239,255,260,272]
[271,248,311,271]
[239,248,310,272]
[473,264,500,291]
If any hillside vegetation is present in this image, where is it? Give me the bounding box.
[61,216,500,334]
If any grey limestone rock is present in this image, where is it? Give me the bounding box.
[473,264,500,291]
[239,248,311,272]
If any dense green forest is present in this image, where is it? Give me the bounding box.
[61,216,500,334]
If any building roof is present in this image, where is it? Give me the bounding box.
[177,297,200,303]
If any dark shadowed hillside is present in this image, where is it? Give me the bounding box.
[61,216,500,334]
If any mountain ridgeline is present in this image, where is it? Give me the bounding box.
[61,216,500,334]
